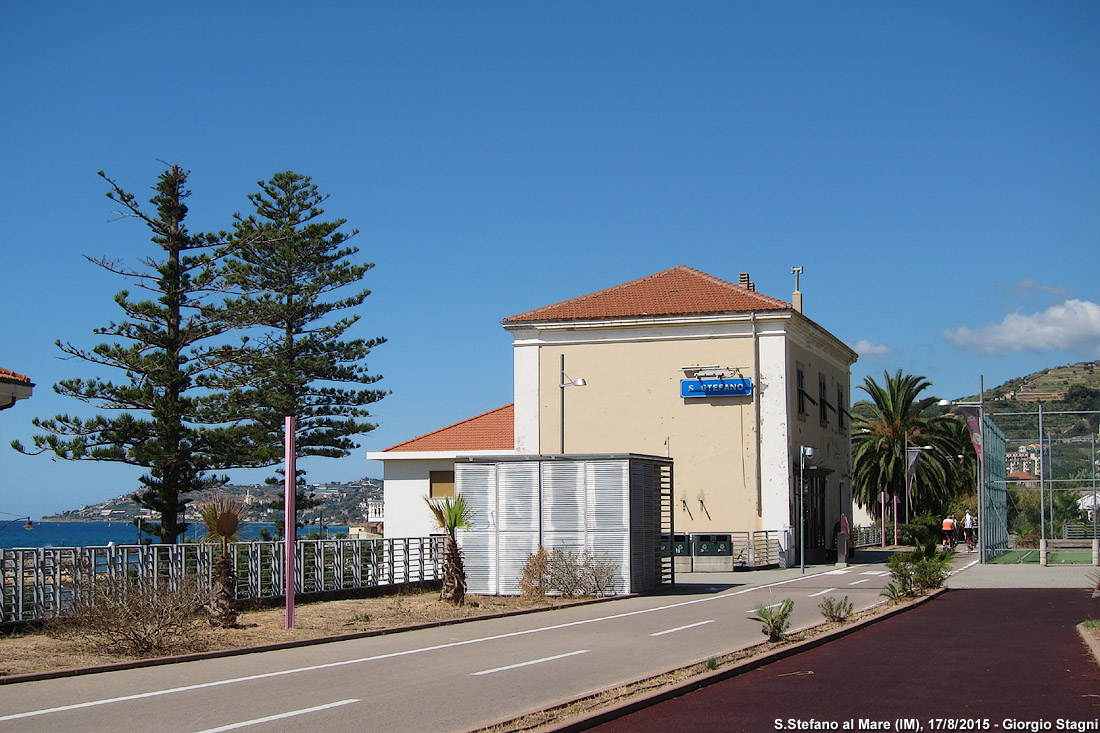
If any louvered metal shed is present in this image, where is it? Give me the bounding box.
[455,454,673,595]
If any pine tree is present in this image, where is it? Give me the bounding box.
[213,171,386,520]
[13,166,240,542]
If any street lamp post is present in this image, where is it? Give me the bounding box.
[559,354,586,454]
[0,512,34,533]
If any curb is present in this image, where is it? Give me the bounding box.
[0,594,627,686]
[480,589,946,733]
[1076,623,1100,668]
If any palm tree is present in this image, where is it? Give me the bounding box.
[199,496,247,627]
[852,370,967,520]
[424,495,473,605]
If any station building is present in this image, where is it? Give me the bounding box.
[368,266,857,567]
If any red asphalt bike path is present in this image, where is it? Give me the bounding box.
[588,589,1100,732]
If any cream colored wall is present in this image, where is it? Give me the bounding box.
[537,333,760,533]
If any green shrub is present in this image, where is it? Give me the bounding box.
[880,582,905,603]
[818,595,853,622]
[749,598,794,642]
[886,539,953,597]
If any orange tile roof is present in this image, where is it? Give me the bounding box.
[382,404,514,452]
[503,266,790,323]
[0,367,32,385]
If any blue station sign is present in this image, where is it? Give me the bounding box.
[680,378,753,398]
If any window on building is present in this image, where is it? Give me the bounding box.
[837,385,847,431]
[797,362,807,416]
[429,471,455,499]
[819,373,829,426]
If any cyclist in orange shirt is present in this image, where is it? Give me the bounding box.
[941,514,957,548]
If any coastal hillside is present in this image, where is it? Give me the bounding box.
[44,477,382,526]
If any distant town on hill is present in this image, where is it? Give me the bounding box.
[44,477,383,527]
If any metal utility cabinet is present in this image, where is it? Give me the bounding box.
[455,454,674,595]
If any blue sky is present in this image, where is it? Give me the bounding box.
[2,2,1097,520]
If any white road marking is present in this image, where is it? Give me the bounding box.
[848,578,871,585]
[650,620,715,636]
[192,699,359,732]
[823,569,851,575]
[0,565,869,722]
[747,602,784,613]
[807,588,838,598]
[472,649,589,676]
[861,570,890,576]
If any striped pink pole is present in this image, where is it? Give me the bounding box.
[285,416,296,629]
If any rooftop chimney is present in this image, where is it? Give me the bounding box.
[738,273,755,292]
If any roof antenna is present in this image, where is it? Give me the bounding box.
[791,266,804,314]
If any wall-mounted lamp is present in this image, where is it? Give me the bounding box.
[559,355,586,454]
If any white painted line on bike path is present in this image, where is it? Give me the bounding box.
[807,588,838,597]
[650,620,715,636]
[192,699,359,733]
[0,567,872,723]
[472,649,589,676]
[746,602,785,613]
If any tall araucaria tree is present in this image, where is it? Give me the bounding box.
[851,369,970,520]
[12,166,247,542]
[210,171,386,523]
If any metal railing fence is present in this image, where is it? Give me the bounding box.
[1063,524,1100,540]
[850,525,880,548]
[1,536,442,625]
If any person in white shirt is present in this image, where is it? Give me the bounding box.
[963,509,975,549]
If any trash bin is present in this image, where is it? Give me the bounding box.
[691,533,734,571]
[672,533,692,572]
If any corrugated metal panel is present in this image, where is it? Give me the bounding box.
[496,531,539,595]
[497,462,539,532]
[586,531,630,594]
[459,530,497,595]
[456,463,497,531]
[541,461,585,533]
[541,532,587,555]
[456,462,497,594]
[586,461,629,531]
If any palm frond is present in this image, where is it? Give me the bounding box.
[199,496,247,545]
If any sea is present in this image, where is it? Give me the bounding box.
[0,520,351,550]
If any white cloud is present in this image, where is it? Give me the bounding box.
[943,299,1100,355]
[1010,279,1073,298]
[851,339,892,359]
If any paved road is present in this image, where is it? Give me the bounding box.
[0,557,901,733]
[583,561,1100,732]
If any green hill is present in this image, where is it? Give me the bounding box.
[951,360,1100,484]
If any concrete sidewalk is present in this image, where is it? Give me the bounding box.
[948,555,1099,588]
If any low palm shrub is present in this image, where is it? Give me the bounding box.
[749,598,794,642]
